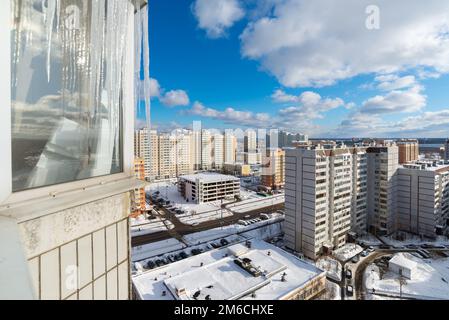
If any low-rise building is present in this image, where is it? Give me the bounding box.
[178,173,240,204]
[132,240,326,300]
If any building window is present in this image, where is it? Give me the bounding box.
[10,0,132,192]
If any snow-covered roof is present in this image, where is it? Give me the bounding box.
[132,239,325,301]
[179,173,240,184]
[389,253,418,270]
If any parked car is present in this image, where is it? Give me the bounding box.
[179,252,188,259]
[146,260,155,269]
[421,243,434,249]
[346,285,354,297]
[220,239,229,246]
[379,244,391,249]
[351,255,360,263]
[211,242,221,249]
[406,244,419,249]
[367,246,375,253]
[361,251,369,257]
[345,269,353,279]
[260,214,270,220]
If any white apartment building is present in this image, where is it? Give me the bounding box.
[224,130,237,164]
[191,129,202,171]
[134,128,151,179]
[397,160,449,237]
[366,144,399,235]
[178,173,240,204]
[212,133,224,170]
[244,129,257,153]
[201,130,213,170]
[149,130,160,179]
[351,149,369,233]
[175,131,194,176]
[284,145,369,260]
[158,133,177,179]
[0,0,148,300]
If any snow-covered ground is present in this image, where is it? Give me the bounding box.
[356,234,383,246]
[316,257,342,282]
[333,244,364,262]
[227,195,285,214]
[364,254,449,300]
[130,216,174,237]
[132,238,187,262]
[380,233,449,247]
[177,209,233,226]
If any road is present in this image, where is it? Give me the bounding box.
[131,201,284,247]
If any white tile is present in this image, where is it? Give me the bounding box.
[118,261,129,300]
[40,249,60,300]
[93,275,106,300]
[79,284,93,300]
[106,225,117,271]
[60,241,77,299]
[117,220,129,263]
[93,229,106,279]
[106,268,118,300]
[77,235,92,288]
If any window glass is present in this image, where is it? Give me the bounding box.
[10,0,131,191]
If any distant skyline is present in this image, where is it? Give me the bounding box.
[140,0,449,138]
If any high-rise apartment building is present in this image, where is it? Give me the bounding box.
[224,130,237,165]
[397,139,419,164]
[132,158,147,217]
[158,133,177,179]
[366,143,399,235]
[175,130,194,176]
[212,133,224,169]
[397,160,449,237]
[285,145,369,259]
[149,130,160,179]
[261,149,286,190]
[244,129,257,153]
[284,142,399,260]
[134,128,151,179]
[201,130,213,170]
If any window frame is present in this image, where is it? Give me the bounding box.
[0,0,137,208]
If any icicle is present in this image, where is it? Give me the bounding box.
[43,0,58,82]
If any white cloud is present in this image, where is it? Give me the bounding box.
[335,109,449,138]
[186,101,271,127]
[150,78,161,98]
[361,85,426,114]
[149,78,191,107]
[271,89,298,103]
[240,0,449,88]
[160,90,190,107]
[192,0,245,38]
[375,75,417,91]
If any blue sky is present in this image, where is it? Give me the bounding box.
[142,0,449,138]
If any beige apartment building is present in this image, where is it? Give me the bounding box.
[397,160,449,237]
[366,143,399,235]
[0,0,148,300]
[158,133,177,179]
[224,130,237,165]
[284,142,399,260]
[284,145,369,260]
[261,148,286,190]
[134,128,151,179]
[397,139,419,164]
[212,133,225,170]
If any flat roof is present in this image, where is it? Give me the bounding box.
[132,240,325,301]
[179,173,240,183]
[400,162,449,173]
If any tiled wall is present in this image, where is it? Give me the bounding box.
[27,219,130,300]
